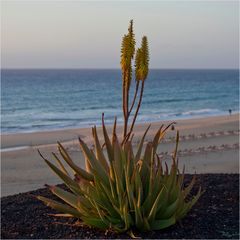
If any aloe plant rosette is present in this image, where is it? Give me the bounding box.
[38,116,202,233]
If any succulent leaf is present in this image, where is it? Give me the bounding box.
[134,124,151,162]
[102,113,114,161]
[79,137,109,187]
[150,216,176,230]
[44,159,83,195]
[57,142,94,181]
[92,126,109,171]
[37,196,82,218]
[52,152,69,176]
[49,185,79,209]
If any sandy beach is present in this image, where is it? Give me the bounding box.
[1,114,239,197]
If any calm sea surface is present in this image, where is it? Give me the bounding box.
[1,69,239,134]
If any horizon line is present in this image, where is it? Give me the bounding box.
[1,67,239,71]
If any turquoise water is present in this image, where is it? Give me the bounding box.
[1,69,239,133]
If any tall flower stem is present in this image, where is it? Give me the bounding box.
[126,80,145,141]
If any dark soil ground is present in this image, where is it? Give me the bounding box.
[1,174,239,239]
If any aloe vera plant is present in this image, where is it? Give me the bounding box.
[38,117,202,233]
[38,20,202,235]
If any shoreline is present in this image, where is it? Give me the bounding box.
[1,114,239,196]
[1,111,238,137]
[1,113,239,150]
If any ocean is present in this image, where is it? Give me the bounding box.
[1,69,239,134]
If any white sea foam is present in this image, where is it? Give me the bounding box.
[0,146,30,152]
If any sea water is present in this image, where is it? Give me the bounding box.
[1,69,239,134]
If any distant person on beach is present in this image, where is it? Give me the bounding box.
[228,109,232,116]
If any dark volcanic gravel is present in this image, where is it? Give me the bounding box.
[1,174,239,239]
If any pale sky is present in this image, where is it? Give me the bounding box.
[1,0,239,69]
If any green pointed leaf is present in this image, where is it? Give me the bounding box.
[81,216,109,229]
[58,142,94,181]
[179,187,203,219]
[125,165,134,211]
[52,152,69,176]
[152,125,163,154]
[160,122,176,142]
[125,141,135,184]
[172,131,179,163]
[49,185,78,209]
[147,186,166,223]
[113,134,123,176]
[150,216,176,230]
[57,142,73,164]
[134,124,151,162]
[183,175,196,199]
[112,116,117,145]
[133,198,143,229]
[112,162,124,208]
[44,159,83,196]
[92,199,110,226]
[37,195,82,218]
[159,197,179,219]
[122,202,132,230]
[143,217,150,231]
[102,113,113,161]
[92,126,109,171]
[140,142,152,191]
[79,137,109,187]
[135,169,143,208]
[49,213,75,218]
